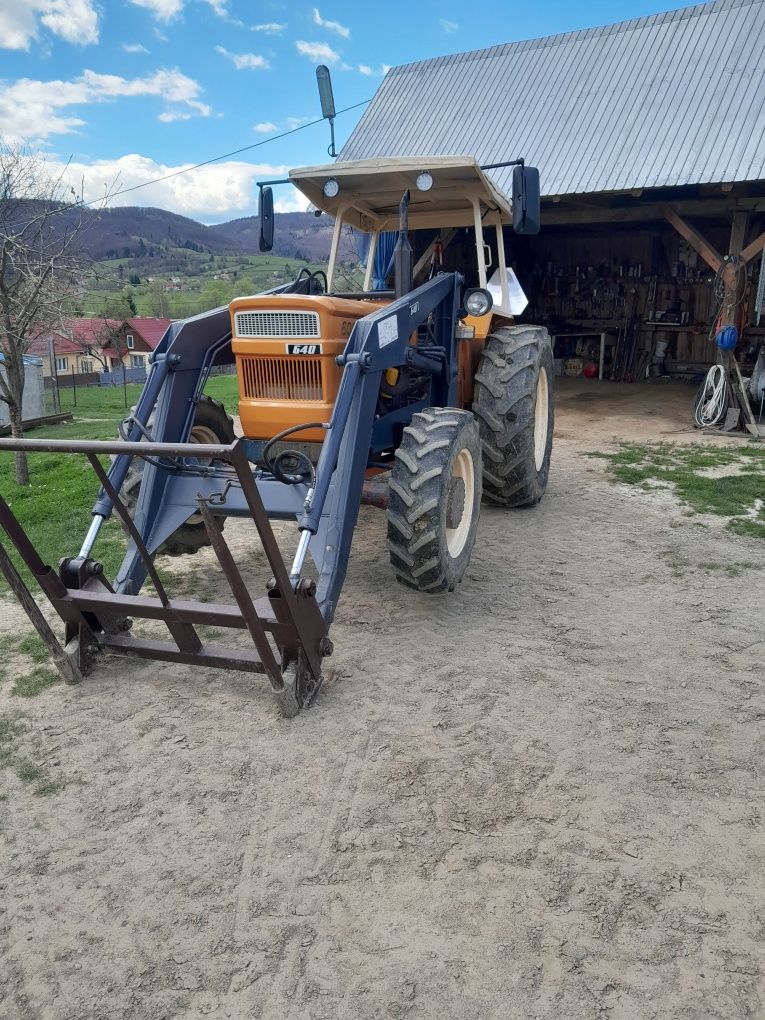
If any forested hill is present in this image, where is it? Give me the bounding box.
[20,201,335,263]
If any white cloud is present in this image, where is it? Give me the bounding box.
[41,0,99,44]
[439,18,458,33]
[158,110,191,122]
[50,154,306,220]
[129,0,237,23]
[0,0,99,49]
[295,40,340,64]
[286,115,312,130]
[0,69,212,143]
[201,0,228,15]
[382,63,392,74]
[312,8,349,38]
[122,42,150,53]
[0,2,38,49]
[251,22,285,34]
[274,191,310,214]
[254,121,277,133]
[129,0,184,22]
[81,69,209,111]
[0,79,89,139]
[215,45,269,70]
[358,64,373,76]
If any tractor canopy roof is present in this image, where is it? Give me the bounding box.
[289,156,514,232]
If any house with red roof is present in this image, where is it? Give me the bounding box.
[29,318,120,379]
[30,316,173,380]
[99,317,172,375]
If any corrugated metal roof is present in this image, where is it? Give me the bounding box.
[340,0,765,198]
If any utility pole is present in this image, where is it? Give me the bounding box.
[48,335,60,414]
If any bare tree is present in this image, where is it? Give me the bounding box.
[92,316,129,371]
[0,141,91,484]
[57,323,110,372]
[331,224,368,293]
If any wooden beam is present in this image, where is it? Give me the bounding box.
[731,355,758,429]
[661,205,722,272]
[539,196,765,227]
[729,210,749,255]
[741,230,765,265]
[413,227,457,281]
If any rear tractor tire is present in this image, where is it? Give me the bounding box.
[473,325,554,507]
[121,394,236,557]
[275,656,322,719]
[387,408,482,593]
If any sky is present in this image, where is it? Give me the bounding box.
[0,0,685,224]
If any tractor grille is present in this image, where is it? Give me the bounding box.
[234,310,320,338]
[239,356,323,401]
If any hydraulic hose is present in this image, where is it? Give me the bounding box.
[693,365,730,428]
[262,421,327,485]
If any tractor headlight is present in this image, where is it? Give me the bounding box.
[463,288,493,317]
[416,171,433,192]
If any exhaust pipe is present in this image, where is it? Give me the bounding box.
[393,190,412,298]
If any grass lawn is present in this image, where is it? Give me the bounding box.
[82,254,329,317]
[591,442,765,539]
[0,374,240,592]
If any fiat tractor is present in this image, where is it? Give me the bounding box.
[0,155,553,716]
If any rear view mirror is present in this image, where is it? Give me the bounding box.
[512,165,540,235]
[259,186,274,252]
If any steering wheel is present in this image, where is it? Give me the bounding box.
[308,270,327,294]
[293,267,327,294]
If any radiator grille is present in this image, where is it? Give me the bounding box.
[234,310,320,338]
[239,356,323,401]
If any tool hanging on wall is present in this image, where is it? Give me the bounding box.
[755,256,765,326]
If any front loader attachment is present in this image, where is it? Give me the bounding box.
[0,436,330,713]
[0,269,466,715]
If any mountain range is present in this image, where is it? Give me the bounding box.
[72,204,335,263]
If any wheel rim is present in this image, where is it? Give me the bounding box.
[533,368,549,471]
[191,424,219,447]
[446,448,474,558]
[185,423,221,525]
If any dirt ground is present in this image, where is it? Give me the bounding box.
[1,379,764,1019]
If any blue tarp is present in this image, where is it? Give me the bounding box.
[0,353,43,366]
[372,232,397,290]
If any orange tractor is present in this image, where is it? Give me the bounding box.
[0,155,553,715]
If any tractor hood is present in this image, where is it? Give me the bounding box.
[289,156,515,232]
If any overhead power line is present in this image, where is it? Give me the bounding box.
[88,97,372,207]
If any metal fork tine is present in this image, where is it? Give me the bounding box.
[0,542,82,684]
[86,454,202,655]
[195,496,284,690]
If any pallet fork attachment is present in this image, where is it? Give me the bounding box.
[0,438,329,705]
[0,271,463,713]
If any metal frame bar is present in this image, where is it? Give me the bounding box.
[0,270,464,690]
[326,204,347,290]
[363,230,378,291]
[471,197,488,288]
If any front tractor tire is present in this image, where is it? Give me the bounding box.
[121,395,236,557]
[387,408,482,593]
[473,325,554,507]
